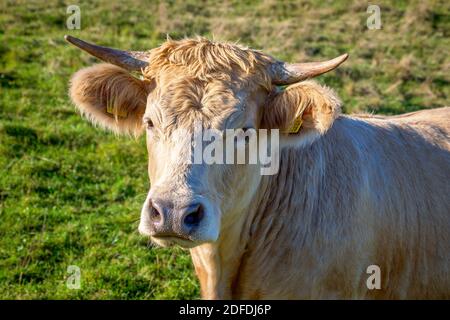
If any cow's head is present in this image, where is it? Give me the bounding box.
[67,36,346,248]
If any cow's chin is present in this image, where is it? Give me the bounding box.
[150,236,204,249]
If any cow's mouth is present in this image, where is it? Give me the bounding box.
[151,235,197,249]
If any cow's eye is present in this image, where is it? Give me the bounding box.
[144,118,154,129]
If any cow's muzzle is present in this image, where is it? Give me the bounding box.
[139,197,208,247]
[150,199,204,235]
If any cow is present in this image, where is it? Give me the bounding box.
[65,35,450,299]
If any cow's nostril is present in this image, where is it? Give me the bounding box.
[184,204,204,227]
[149,203,162,223]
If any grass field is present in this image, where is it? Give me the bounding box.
[0,0,449,299]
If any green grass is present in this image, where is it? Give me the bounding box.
[0,0,449,299]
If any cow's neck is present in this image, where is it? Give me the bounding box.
[190,194,261,299]
[190,135,332,299]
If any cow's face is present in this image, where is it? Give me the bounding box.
[67,36,346,248]
[139,65,272,247]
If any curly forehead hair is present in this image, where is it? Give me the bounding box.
[142,37,274,88]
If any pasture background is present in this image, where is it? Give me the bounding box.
[0,0,448,299]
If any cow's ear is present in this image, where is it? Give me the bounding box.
[69,63,151,136]
[262,81,341,137]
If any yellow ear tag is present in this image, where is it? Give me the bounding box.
[283,115,303,134]
[107,105,128,118]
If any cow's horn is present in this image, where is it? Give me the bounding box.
[270,53,349,85]
[64,35,149,71]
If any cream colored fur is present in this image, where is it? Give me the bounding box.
[68,37,450,299]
